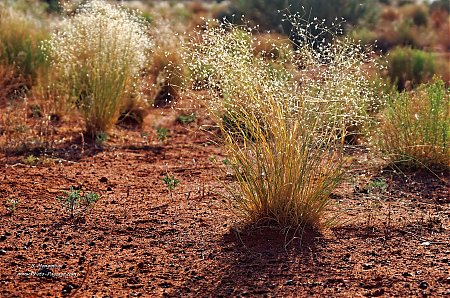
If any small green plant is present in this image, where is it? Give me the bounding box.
[23,154,38,165]
[162,174,180,199]
[157,127,168,142]
[30,104,42,118]
[387,46,436,90]
[56,186,100,218]
[95,131,109,146]
[376,79,449,168]
[177,113,196,125]
[7,198,20,213]
[366,178,388,194]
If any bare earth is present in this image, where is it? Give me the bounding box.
[1,102,449,297]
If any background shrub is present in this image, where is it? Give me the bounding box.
[45,0,152,136]
[228,0,380,36]
[0,5,49,82]
[376,79,449,168]
[387,46,435,90]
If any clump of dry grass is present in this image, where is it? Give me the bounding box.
[184,17,380,230]
[44,0,152,136]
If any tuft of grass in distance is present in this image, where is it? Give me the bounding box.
[57,186,100,218]
[375,78,449,168]
[387,46,435,91]
[44,0,152,136]
[185,17,380,231]
[0,4,49,81]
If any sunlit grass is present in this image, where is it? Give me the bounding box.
[185,17,380,230]
[44,0,152,136]
[376,78,449,168]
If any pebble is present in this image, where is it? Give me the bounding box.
[88,241,95,247]
[418,281,428,289]
[0,235,7,241]
[285,279,295,286]
[402,272,412,277]
[0,249,6,255]
[362,263,374,270]
[61,283,75,295]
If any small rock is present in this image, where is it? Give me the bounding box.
[107,187,113,192]
[88,241,95,247]
[99,177,108,183]
[362,263,375,270]
[402,272,412,277]
[62,283,76,295]
[40,228,46,233]
[4,232,11,236]
[421,241,431,246]
[418,281,428,289]
[0,235,7,241]
[285,279,295,286]
[137,262,144,269]
[0,249,6,255]
[441,258,449,264]
[372,288,385,297]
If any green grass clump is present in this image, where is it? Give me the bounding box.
[185,17,380,231]
[387,46,435,90]
[376,79,449,168]
[45,0,152,136]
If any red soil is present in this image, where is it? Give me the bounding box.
[1,102,449,297]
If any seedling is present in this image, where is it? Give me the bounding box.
[56,186,100,218]
[30,104,42,118]
[177,113,196,125]
[23,154,38,165]
[366,178,388,194]
[7,198,20,214]
[95,131,109,146]
[162,174,179,199]
[157,127,168,142]
[222,159,231,166]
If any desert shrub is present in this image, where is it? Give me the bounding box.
[375,79,449,168]
[0,4,49,81]
[229,0,379,35]
[185,17,379,230]
[387,46,436,90]
[45,0,152,136]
